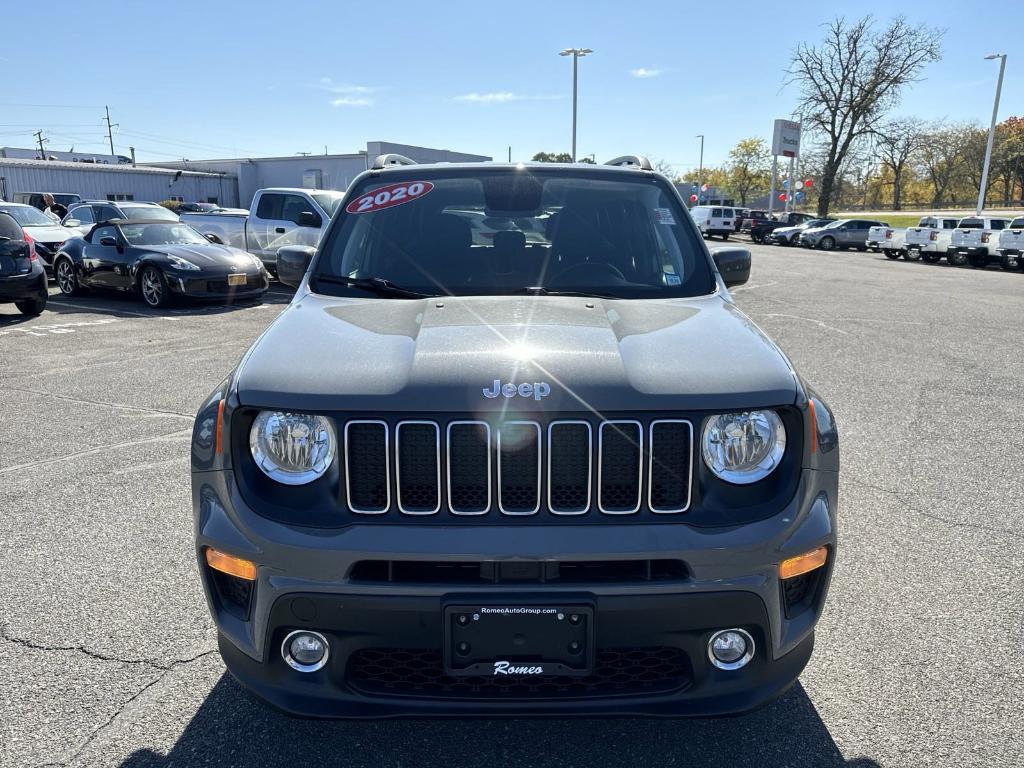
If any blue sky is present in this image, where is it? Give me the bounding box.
[1,0,1020,172]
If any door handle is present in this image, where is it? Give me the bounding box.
[275,227,286,234]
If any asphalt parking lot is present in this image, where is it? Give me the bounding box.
[1,245,1021,768]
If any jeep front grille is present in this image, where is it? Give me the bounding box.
[340,417,692,517]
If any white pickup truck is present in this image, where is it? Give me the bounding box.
[903,216,961,263]
[947,215,1010,268]
[180,187,345,272]
[995,216,1024,270]
[867,224,907,259]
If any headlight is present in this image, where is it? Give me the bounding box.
[167,255,200,270]
[249,411,336,485]
[701,410,786,484]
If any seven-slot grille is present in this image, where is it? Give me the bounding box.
[343,418,692,517]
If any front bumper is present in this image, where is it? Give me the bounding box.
[193,467,837,717]
[168,270,270,300]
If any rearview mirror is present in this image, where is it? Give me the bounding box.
[298,210,322,228]
[711,247,751,288]
[277,245,317,288]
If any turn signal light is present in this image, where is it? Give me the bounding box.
[779,546,828,580]
[205,548,257,581]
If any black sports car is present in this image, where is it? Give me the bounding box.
[53,219,270,308]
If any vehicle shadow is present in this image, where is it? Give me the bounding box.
[0,311,39,326]
[119,674,878,768]
[41,285,295,319]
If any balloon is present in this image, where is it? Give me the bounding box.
[782,179,789,188]
[689,194,698,202]
[701,183,708,191]
[804,179,814,188]
[795,180,804,190]
[796,190,805,200]
[778,193,787,201]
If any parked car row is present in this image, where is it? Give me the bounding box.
[867,215,1024,270]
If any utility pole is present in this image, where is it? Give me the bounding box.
[978,53,1007,214]
[559,47,593,162]
[103,106,118,156]
[33,130,48,160]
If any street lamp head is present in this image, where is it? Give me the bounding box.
[559,47,593,56]
[579,48,593,56]
[559,49,573,56]
[985,53,1006,60]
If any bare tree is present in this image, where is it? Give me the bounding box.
[789,16,943,216]
[875,118,923,210]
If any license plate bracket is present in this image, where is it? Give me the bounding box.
[443,603,594,677]
[227,273,247,286]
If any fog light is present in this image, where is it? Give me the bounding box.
[708,628,755,670]
[282,630,329,672]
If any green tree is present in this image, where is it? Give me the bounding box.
[531,151,573,163]
[726,137,770,205]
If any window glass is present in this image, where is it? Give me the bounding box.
[68,206,94,225]
[95,205,121,222]
[311,192,345,217]
[990,219,1006,230]
[120,223,209,245]
[119,204,178,221]
[943,219,959,229]
[1009,217,1024,228]
[958,218,983,229]
[256,193,283,220]
[711,208,723,217]
[314,169,715,299]
[92,226,118,243]
[281,194,315,225]
[0,205,54,226]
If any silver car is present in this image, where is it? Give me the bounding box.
[800,219,886,250]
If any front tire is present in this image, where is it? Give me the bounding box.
[55,257,83,296]
[15,292,47,316]
[139,266,171,308]
[720,232,729,241]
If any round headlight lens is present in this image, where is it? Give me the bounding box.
[249,411,336,485]
[701,410,786,484]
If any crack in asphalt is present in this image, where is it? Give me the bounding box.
[0,428,192,475]
[0,386,194,420]
[843,474,1023,541]
[30,648,218,768]
[0,622,212,671]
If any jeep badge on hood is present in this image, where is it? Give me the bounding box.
[482,379,551,401]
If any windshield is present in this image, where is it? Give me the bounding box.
[805,219,832,228]
[313,169,715,299]
[822,220,847,229]
[0,205,57,227]
[312,193,346,217]
[119,222,209,246]
[1010,218,1024,228]
[120,204,179,221]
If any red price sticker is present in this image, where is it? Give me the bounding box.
[345,181,434,214]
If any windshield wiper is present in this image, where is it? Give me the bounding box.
[515,286,619,300]
[314,275,434,299]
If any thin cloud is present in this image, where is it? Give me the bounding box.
[453,92,560,104]
[331,96,372,107]
[316,78,379,106]
[630,67,662,78]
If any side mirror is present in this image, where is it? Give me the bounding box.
[64,219,80,227]
[277,245,316,288]
[99,236,118,247]
[297,210,322,228]
[711,247,751,288]
[205,233,223,244]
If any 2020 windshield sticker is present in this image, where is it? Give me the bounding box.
[653,207,676,225]
[345,181,434,214]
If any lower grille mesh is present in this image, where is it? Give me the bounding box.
[348,647,691,699]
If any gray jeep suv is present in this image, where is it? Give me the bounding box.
[191,155,839,718]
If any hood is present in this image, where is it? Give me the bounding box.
[149,243,258,270]
[235,293,798,413]
[23,224,77,242]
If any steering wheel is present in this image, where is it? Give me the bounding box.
[547,261,626,286]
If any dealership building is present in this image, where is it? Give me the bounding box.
[150,141,491,209]
[0,141,489,211]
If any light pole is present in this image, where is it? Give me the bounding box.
[559,47,592,161]
[977,53,1007,214]
[696,134,704,202]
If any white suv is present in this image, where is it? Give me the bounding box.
[688,206,735,240]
